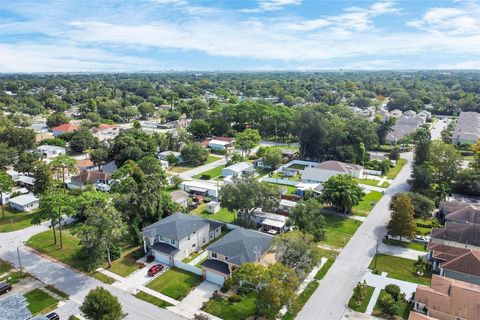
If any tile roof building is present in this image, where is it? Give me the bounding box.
[410,275,480,320]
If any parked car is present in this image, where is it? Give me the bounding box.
[46,312,60,320]
[147,264,164,276]
[0,282,12,295]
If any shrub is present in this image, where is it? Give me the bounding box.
[228,294,242,303]
[385,284,401,301]
[200,174,211,180]
[379,292,396,312]
[109,244,122,261]
[387,303,400,316]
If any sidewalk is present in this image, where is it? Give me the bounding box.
[378,243,426,260]
[361,271,418,315]
[138,286,179,306]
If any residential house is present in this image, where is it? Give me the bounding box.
[200,227,273,285]
[221,162,255,177]
[67,171,112,190]
[386,115,426,143]
[278,198,297,215]
[92,124,120,142]
[301,160,363,183]
[404,110,417,117]
[208,139,232,150]
[158,151,183,164]
[9,193,39,212]
[0,188,29,205]
[410,275,480,320]
[427,243,480,285]
[51,123,79,137]
[249,210,289,234]
[418,110,432,120]
[170,190,189,207]
[452,111,480,144]
[76,159,96,171]
[180,180,220,200]
[390,109,403,117]
[0,294,49,320]
[35,145,66,159]
[430,223,480,251]
[142,213,223,265]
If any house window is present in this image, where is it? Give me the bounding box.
[212,253,217,259]
[170,239,175,245]
[160,236,165,242]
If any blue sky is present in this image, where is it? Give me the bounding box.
[0,0,479,72]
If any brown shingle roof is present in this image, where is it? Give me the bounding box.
[428,243,470,262]
[441,250,480,277]
[315,160,363,172]
[71,171,111,183]
[445,205,480,225]
[439,201,471,214]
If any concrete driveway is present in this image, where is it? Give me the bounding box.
[170,281,220,319]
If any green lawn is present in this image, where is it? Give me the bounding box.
[348,285,375,313]
[383,239,427,252]
[134,291,173,308]
[191,204,235,223]
[416,226,432,236]
[26,227,116,284]
[387,159,407,179]
[264,182,297,195]
[321,214,362,248]
[373,289,411,319]
[45,284,69,299]
[353,191,383,217]
[169,155,222,173]
[0,206,40,232]
[282,281,319,320]
[146,267,201,300]
[0,259,12,274]
[25,288,59,315]
[6,271,29,284]
[287,163,307,170]
[202,292,257,320]
[315,258,334,280]
[354,178,382,187]
[369,254,432,285]
[193,165,226,180]
[108,246,144,277]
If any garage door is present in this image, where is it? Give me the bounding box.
[206,271,225,286]
[153,251,170,265]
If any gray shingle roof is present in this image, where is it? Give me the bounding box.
[143,212,209,240]
[386,115,425,142]
[206,228,273,265]
[431,223,480,247]
[453,111,480,143]
[0,294,32,320]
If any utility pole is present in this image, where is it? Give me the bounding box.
[17,246,22,272]
[374,239,379,270]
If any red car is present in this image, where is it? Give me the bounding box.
[148,264,164,276]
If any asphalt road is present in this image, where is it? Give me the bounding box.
[296,151,414,320]
[0,221,186,320]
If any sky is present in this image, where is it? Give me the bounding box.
[0,0,480,72]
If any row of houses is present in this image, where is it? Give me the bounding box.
[409,198,480,320]
[142,212,273,286]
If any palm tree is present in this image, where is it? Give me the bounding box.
[50,154,78,191]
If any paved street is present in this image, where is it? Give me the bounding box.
[296,151,414,320]
[0,223,186,320]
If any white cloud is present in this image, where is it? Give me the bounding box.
[407,2,480,35]
[240,0,302,13]
[0,43,163,72]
